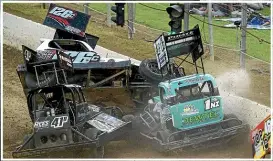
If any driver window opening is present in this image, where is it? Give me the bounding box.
[175,81,213,103]
[48,40,89,52]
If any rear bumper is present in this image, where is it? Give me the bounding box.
[141,123,249,152]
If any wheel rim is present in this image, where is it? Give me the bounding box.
[147,62,167,75]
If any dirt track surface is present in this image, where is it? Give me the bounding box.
[2,43,270,159]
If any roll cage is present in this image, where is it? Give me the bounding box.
[27,84,86,122]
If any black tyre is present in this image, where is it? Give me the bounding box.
[139,59,169,84]
[25,72,56,89]
[22,134,34,150]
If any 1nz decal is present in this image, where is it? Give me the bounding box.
[204,98,220,110]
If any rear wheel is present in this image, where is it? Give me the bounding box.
[139,59,169,84]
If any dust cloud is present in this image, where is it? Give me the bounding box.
[215,69,270,129]
[216,69,250,96]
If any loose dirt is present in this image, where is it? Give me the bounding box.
[3,43,270,158]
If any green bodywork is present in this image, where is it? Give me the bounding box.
[153,74,224,130]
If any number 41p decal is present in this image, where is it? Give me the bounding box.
[51,116,68,128]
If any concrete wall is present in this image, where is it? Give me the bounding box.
[3,12,271,129]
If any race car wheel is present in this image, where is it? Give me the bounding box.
[25,72,56,89]
[139,59,169,84]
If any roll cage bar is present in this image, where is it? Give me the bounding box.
[27,85,87,121]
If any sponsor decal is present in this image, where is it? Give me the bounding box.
[34,120,49,129]
[47,13,84,36]
[37,50,57,60]
[57,51,74,72]
[166,31,194,42]
[251,115,271,159]
[52,51,101,63]
[59,55,72,66]
[204,97,220,111]
[181,105,199,116]
[24,50,32,61]
[154,35,169,70]
[88,105,100,112]
[58,52,73,67]
[45,93,53,98]
[183,76,204,84]
[49,6,77,19]
[44,4,90,37]
[77,105,100,122]
[65,26,82,35]
[182,111,218,125]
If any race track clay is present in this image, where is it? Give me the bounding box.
[3,44,270,158]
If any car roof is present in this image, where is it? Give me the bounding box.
[159,73,217,88]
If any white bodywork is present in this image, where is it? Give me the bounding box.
[36,38,133,63]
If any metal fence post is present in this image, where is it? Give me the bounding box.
[208,3,214,61]
[184,3,189,31]
[241,3,247,69]
[107,4,112,27]
[41,3,46,9]
[127,3,134,39]
[133,3,136,33]
[84,3,89,14]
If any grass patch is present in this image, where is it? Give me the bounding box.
[89,3,271,62]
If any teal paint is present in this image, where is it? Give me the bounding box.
[152,73,223,130]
